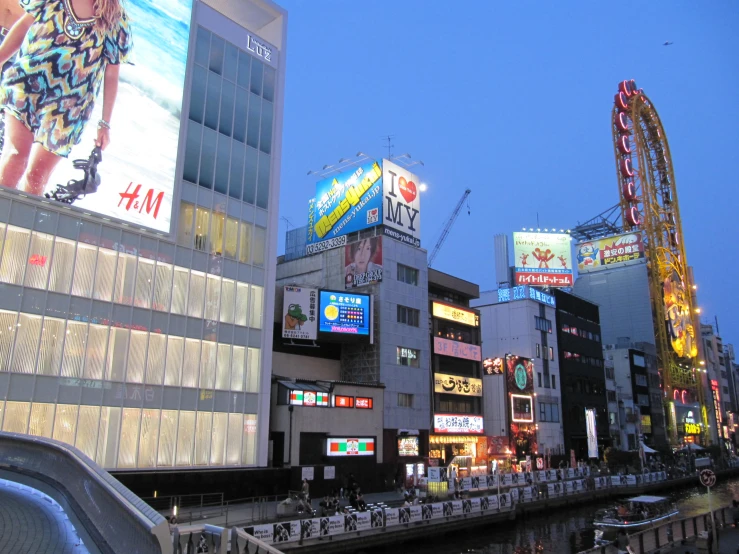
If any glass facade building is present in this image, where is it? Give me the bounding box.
[0,0,287,470]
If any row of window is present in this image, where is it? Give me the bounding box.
[397,347,420,367]
[563,351,603,367]
[561,325,601,342]
[636,394,650,407]
[0,310,260,391]
[177,202,266,265]
[634,374,648,387]
[397,305,420,327]
[435,323,474,344]
[535,344,554,361]
[438,398,475,414]
[0,224,264,328]
[566,378,603,396]
[538,402,560,422]
[534,316,552,333]
[0,401,257,469]
[397,264,419,286]
[537,373,557,389]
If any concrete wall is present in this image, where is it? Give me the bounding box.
[272,352,340,381]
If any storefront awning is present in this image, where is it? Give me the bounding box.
[277,380,330,393]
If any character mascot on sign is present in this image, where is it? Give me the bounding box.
[577,242,599,268]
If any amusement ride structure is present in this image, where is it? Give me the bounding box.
[610,79,703,444]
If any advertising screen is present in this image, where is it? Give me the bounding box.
[282,286,318,340]
[398,436,419,457]
[318,290,371,343]
[513,232,573,287]
[344,237,383,289]
[0,0,193,233]
[382,159,421,247]
[576,232,645,273]
[307,162,383,245]
[585,408,598,458]
[327,438,375,457]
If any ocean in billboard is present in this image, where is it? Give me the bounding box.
[307,161,383,245]
[344,236,383,289]
[0,0,192,233]
[576,232,645,273]
[513,232,573,287]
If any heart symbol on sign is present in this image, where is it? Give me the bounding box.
[398,177,417,203]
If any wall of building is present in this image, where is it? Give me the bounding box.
[272,352,340,381]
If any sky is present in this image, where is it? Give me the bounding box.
[275,1,739,348]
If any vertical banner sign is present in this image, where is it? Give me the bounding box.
[382,159,421,247]
[282,286,318,340]
[585,408,598,459]
[0,0,195,233]
[344,237,383,289]
[513,233,573,287]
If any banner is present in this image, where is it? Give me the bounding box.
[586,408,598,459]
[433,337,482,362]
[434,373,483,397]
[576,232,645,273]
[344,237,383,289]
[513,232,573,287]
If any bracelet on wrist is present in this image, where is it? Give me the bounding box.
[98,119,111,130]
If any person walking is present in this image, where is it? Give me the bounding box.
[615,529,630,554]
[301,478,310,504]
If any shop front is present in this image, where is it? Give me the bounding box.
[429,414,487,477]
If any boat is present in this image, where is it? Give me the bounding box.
[593,495,679,544]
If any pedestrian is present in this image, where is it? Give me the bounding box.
[301,478,310,503]
[615,529,630,554]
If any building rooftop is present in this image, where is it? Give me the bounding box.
[428,268,480,300]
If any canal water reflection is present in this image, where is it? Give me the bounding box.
[371,478,739,554]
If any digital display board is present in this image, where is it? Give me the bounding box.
[307,162,383,245]
[513,232,573,287]
[432,302,479,327]
[326,438,375,457]
[318,290,371,343]
[398,436,419,457]
[0,0,195,233]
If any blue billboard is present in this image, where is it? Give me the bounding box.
[307,161,383,245]
[318,290,371,342]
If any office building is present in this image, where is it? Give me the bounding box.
[0,0,287,470]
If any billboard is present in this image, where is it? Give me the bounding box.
[318,290,371,343]
[483,357,504,375]
[307,162,383,245]
[506,355,537,458]
[432,302,479,327]
[344,237,383,289]
[585,408,598,459]
[282,286,318,340]
[513,232,573,287]
[433,414,484,434]
[398,437,419,457]
[433,373,483,396]
[382,159,421,247]
[576,232,645,273]
[0,0,194,233]
[326,438,375,457]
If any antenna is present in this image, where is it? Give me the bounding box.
[281,216,293,231]
[382,135,395,158]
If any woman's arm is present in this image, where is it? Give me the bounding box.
[0,13,33,66]
[96,63,120,150]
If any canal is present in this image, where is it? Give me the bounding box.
[371,477,739,554]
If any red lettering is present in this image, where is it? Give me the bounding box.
[141,189,164,220]
[118,183,165,220]
[118,182,142,210]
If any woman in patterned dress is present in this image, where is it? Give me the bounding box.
[0,0,131,195]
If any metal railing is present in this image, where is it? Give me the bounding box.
[172,523,228,554]
[155,492,291,527]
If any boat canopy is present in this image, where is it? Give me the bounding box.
[625,496,667,503]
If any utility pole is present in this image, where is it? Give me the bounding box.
[382,135,395,158]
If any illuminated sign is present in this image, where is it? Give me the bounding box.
[576,233,645,273]
[355,397,373,409]
[511,395,534,422]
[434,373,483,397]
[513,232,573,287]
[344,237,383,289]
[711,380,724,439]
[586,408,598,458]
[327,438,375,457]
[483,357,504,375]
[663,274,698,359]
[433,337,482,361]
[333,396,354,408]
[398,437,419,457]
[497,285,556,307]
[28,254,48,267]
[382,159,421,247]
[432,302,479,327]
[290,391,329,407]
[318,290,371,342]
[506,356,534,394]
[684,423,701,435]
[282,286,318,340]
[22,0,196,233]
[433,414,484,434]
[307,162,383,245]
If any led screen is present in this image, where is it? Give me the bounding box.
[318,290,371,343]
[0,0,193,233]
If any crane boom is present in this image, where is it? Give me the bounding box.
[428,189,471,267]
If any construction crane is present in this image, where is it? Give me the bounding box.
[428,189,471,267]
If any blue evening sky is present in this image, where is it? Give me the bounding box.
[276,1,739,346]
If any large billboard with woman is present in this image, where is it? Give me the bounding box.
[0,0,193,233]
[344,236,383,289]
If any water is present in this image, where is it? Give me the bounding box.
[372,477,739,554]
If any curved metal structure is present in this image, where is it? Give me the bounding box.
[611,80,702,443]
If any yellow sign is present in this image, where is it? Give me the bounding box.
[432,302,479,327]
[433,373,483,396]
[684,422,701,435]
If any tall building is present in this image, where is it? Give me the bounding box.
[552,290,610,459]
[427,270,484,473]
[701,323,732,451]
[0,0,287,471]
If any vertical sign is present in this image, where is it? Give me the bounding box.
[585,408,598,459]
[382,159,421,247]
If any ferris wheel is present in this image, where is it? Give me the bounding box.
[610,80,701,431]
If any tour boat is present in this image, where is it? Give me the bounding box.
[593,495,679,544]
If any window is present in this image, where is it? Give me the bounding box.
[397,305,420,327]
[637,394,650,406]
[635,374,648,387]
[607,390,617,402]
[397,347,420,367]
[549,347,554,361]
[534,316,552,333]
[538,403,560,422]
[633,354,646,367]
[609,412,617,425]
[551,374,556,389]
[537,372,542,387]
[723,386,730,395]
[398,393,414,408]
[605,367,615,379]
[397,264,418,285]
[536,343,540,358]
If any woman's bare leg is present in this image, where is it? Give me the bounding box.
[0,114,33,189]
[21,142,63,196]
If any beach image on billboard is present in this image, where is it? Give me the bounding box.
[513,232,573,287]
[0,0,193,233]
